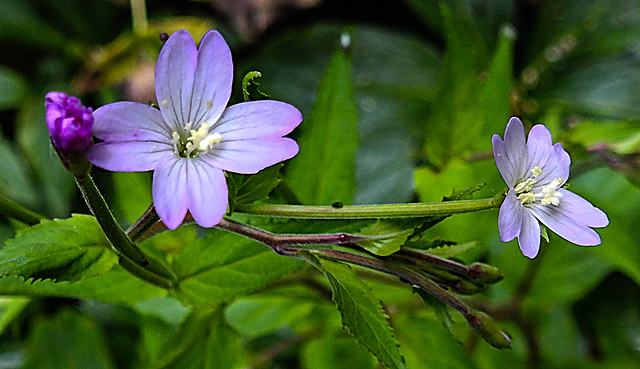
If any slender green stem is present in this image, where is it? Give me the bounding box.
[126,204,160,243]
[75,174,176,286]
[130,0,148,34]
[0,194,44,226]
[234,194,504,219]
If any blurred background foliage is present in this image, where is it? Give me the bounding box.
[0,0,639,368]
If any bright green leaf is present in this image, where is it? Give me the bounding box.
[0,214,117,281]
[227,164,283,212]
[172,229,304,306]
[356,220,415,256]
[287,44,359,205]
[304,255,407,369]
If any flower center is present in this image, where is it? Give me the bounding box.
[514,166,563,206]
[171,123,223,158]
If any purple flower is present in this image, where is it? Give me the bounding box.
[86,30,302,229]
[45,92,94,159]
[492,117,609,258]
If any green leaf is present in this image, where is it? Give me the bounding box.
[356,220,415,256]
[172,229,304,306]
[24,309,116,369]
[414,241,479,259]
[287,44,359,205]
[0,269,166,306]
[301,336,377,369]
[146,307,246,369]
[112,171,152,224]
[224,295,314,337]
[0,129,38,209]
[567,120,640,155]
[304,255,407,369]
[0,65,28,110]
[227,164,283,212]
[413,288,455,334]
[0,214,117,282]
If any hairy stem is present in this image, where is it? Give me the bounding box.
[75,174,176,287]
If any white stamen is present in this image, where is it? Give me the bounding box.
[540,177,563,206]
[514,167,563,207]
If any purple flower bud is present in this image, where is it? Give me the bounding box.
[45,91,94,159]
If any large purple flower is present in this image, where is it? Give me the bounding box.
[492,117,608,258]
[86,30,301,229]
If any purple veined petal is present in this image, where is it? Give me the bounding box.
[493,134,517,187]
[187,30,233,127]
[498,190,524,242]
[212,100,303,140]
[87,140,172,172]
[528,200,603,246]
[526,124,553,171]
[187,159,228,228]
[155,30,197,129]
[503,117,529,181]
[152,155,189,230]
[205,137,299,174]
[518,210,541,259]
[556,189,609,227]
[92,102,173,142]
[535,142,571,185]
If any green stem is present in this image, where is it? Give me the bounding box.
[235,194,504,219]
[75,174,176,287]
[0,194,44,226]
[130,0,148,35]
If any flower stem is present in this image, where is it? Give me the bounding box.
[130,0,148,35]
[0,194,44,226]
[75,174,176,287]
[234,194,504,219]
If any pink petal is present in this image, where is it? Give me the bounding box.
[152,155,189,230]
[213,100,302,140]
[189,30,233,127]
[87,141,171,172]
[187,160,228,228]
[518,211,541,259]
[91,102,173,142]
[498,190,524,242]
[155,30,197,129]
[204,137,299,174]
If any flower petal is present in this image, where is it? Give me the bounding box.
[189,30,233,127]
[187,160,228,228]
[493,117,528,186]
[212,100,302,140]
[87,141,171,172]
[556,189,609,227]
[152,155,189,230]
[518,210,541,258]
[205,137,299,174]
[91,102,173,141]
[528,194,604,246]
[155,29,197,129]
[498,190,524,242]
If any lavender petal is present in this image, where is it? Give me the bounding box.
[205,137,299,174]
[152,156,189,230]
[213,100,302,140]
[86,141,171,172]
[187,160,228,228]
[517,210,541,259]
[92,102,173,141]
[498,190,524,242]
[503,117,529,181]
[155,29,197,129]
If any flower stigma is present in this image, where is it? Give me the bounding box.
[514,166,563,206]
[171,122,223,158]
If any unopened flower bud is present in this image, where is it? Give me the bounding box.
[466,311,511,349]
[45,91,94,175]
[468,262,504,285]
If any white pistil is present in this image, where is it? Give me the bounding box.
[514,166,563,206]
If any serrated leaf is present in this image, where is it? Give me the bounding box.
[413,287,454,334]
[172,229,304,306]
[356,220,416,256]
[287,45,359,205]
[412,241,478,259]
[0,269,166,306]
[303,255,406,369]
[227,164,283,212]
[0,214,117,281]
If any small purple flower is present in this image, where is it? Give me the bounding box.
[492,117,609,258]
[45,92,94,159]
[86,30,301,229]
